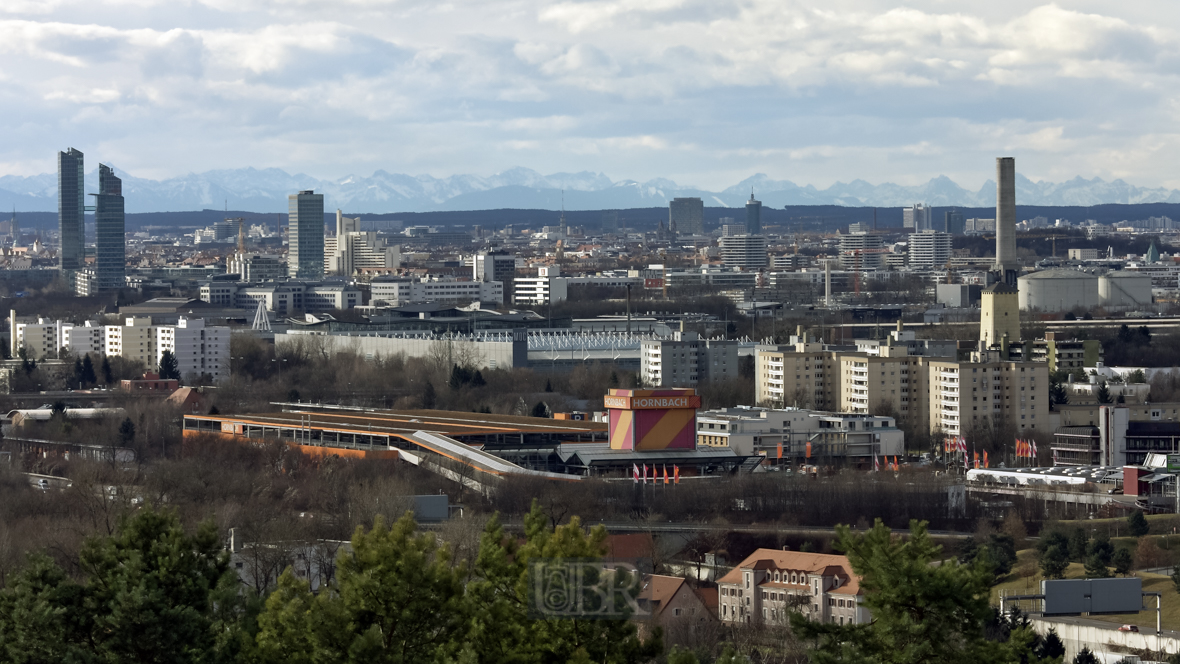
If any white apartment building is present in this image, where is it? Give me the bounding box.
[696,406,903,459]
[514,276,569,305]
[370,276,503,307]
[718,235,768,268]
[156,317,229,381]
[907,231,952,268]
[200,282,363,315]
[66,321,105,356]
[641,331,739,388]
[324,211,401,276]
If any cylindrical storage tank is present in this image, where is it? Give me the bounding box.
[1099,271,1152,310]
[1017,269,1099,312]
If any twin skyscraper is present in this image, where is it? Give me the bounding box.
[57,148,125,294]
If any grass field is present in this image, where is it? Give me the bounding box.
[991,549,1180,631]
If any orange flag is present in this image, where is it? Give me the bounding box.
[776,441,783,459]
[674,465,680,484]
[984,451,989,468]
[806,442,812,459]
[663,465,669,485]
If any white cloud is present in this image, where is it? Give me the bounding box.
[0,1,1177,191]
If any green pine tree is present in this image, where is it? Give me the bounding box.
[1127,511,1150,537]
[791,519,1046,664]
[159,349,181,380]
[1084,554,1111,579]
[1112,548,1133,576]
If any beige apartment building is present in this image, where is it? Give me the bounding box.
[105,317,157,368]
[927,356,1049,437]
[754,333,838,410]
[717,549,866,626]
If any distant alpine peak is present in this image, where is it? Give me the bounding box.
[0,166,1178,213]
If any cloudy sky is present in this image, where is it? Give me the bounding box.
[1,1,1177,190]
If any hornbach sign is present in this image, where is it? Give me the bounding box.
[604,395,701,410]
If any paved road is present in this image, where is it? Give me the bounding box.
[23,473,72,490]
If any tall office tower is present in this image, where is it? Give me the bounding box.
[944,209,965,235]
[288,190,325,279]
[995,157,1018,285]
[902,203,931,230]
[601,211,619,232]
[745,192,762,235]
[669,197,704,235]
[92,164,125,291]
[58,148,85,272]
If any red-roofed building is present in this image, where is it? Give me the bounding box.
[119,372,179,393]
[716,548,866,626]
[636,574,717,639]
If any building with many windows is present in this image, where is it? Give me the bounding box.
[695,406,903,460]
[926,356,1049,438]
[640,331,739,388]
[473,252,518,305]
[907,230,952,268]
[717,549,866,626]
[156,317,229,381]
[288,190,325,280]
[669,197,704,235]
[58,148,85,276]
[91,164,125,292]
[324,210,401,276]
[745,193,762,235]
[371,276,502,308]
[718,235,768,269]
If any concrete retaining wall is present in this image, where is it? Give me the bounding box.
[1032,617,1179,662]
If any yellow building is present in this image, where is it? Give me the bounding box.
[927,357,1048,437]
[980,282,1020,348]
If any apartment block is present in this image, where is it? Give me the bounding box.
[927,356,1049,438]
[754,334,838,410]
[13,317,69,360]
[156,317,229,381]
[105,317,159,369]
[640,331,739,388]
[717,549,866,626]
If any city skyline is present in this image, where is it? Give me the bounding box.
[0,2,1177,191]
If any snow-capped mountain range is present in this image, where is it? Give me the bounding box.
[0,167,1177,214]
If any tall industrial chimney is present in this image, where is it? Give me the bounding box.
[995,157,1017,285]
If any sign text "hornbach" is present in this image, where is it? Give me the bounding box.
[604,395,699,410]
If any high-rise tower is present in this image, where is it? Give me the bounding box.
[669,197,704,235]
[58,148,85,273]
[288,190,325,279]
[93,164,125,291]
[745,191,762,235]
[995,157,1018,285]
